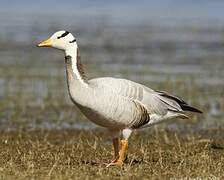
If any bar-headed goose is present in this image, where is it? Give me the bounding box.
[38,30,202,167]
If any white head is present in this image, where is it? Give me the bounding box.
[38,30,77,51]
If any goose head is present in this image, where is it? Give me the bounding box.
[38,30,77,51]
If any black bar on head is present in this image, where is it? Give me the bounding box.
[69,39,76,43]
[57,31,70,39]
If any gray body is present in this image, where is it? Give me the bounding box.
[65,55,199,131]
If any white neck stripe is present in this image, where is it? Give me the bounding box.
[65,45,88,87]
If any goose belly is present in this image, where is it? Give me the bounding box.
[71,89,143,129]
[77,105,127,129]
[68,89,126,128]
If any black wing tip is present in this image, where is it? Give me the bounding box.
[156,90,187,105]
[181,104,203,113]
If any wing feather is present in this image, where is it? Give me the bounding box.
[89,77,183,115]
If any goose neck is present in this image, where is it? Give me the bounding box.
[64,46,88,87]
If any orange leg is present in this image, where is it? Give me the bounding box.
[107,139,128,167]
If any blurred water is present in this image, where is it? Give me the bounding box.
[1,0,224,21]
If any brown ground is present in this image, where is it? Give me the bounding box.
[0,128,223,180]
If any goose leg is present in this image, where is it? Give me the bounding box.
[106,130,120,167]
[115,139,128,165]
[112,138,120,161]
[106,138,120,167]
[107,129,132,167]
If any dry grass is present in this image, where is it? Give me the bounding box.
[0,129,223,180]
